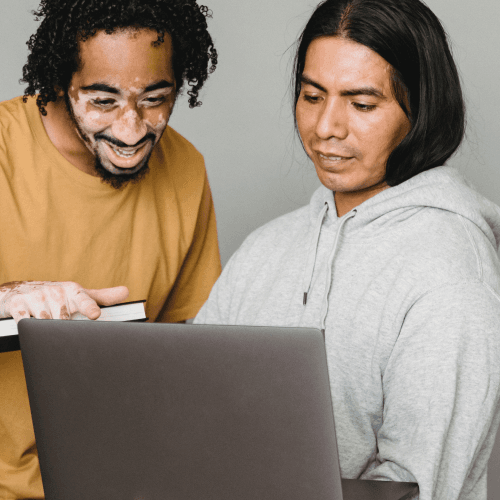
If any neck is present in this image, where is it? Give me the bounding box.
[41,97,97,176]
[334,182,389,217]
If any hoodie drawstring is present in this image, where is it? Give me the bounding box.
[301,202,357,335]
[319,209,357,334]
[302,202,329,306]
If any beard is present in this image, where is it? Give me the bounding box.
[64,93,155,190]
[92,150,152,189]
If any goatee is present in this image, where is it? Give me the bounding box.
[93,154,151,190]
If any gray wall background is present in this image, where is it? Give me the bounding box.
[2,0,500,496]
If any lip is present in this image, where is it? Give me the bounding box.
[316,151,353,160]
[314,151,354,173]
[101,141,150,169]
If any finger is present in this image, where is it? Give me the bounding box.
[9,288,52,320]
[47,300,71,320]
[11,309,30,324]
[59,304,71,320]
[45,284,71,320]
[84,286,129,307]
[2,282,74,321]
[72,289,101,320]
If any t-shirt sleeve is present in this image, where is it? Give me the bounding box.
[156,173,221,322]
[362,281,500,500]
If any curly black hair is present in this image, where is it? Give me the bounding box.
[21,0,218,115]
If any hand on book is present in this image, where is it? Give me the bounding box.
[0,281,129,323]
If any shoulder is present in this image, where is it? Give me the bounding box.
[0,95,25,116]
[195,204,312,325]
[0,97,36,177]
[226,186,333,274]
[0,96,30,133]
[149,125,208,197]
[156,125,205,173]
[215,204,313,292]
[400,279,500,350]
[237,204,311,257]
[387,207,500,305]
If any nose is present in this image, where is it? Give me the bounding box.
[110,105,148,146]
[315,97,348,141]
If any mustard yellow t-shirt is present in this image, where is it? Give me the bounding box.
[0,96,222,499]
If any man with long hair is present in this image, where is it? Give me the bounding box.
[195,0,500,498]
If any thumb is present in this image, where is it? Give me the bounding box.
[84,286,130,307]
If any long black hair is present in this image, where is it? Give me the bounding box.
[293,0,466,186]
[22,0,218,114]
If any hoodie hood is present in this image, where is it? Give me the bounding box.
[303,166,500,326]
[310,166,500,252]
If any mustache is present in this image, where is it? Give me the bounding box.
[95,132,156,149]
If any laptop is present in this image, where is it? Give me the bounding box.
[18,319,418,500]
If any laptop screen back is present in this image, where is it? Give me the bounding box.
[19,320,344,500]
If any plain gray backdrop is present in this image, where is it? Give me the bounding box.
[2,0,500,496]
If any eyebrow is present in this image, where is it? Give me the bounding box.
[80,83,120,94]
[80,79,174,95]
[144,80,174,92]
[300,75,386,99]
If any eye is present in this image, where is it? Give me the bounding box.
[302,93,322,104]
[352,102,376,112]
[142,96,167,107]
[91,98,116,109]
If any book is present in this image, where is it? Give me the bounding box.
[0,300,147,353]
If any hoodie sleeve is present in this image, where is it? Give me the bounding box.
[365,280,500,500]
[194,238,247,325]
[193,263,231,324]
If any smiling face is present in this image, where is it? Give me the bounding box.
[66,29,176,186]
[296,36,411,216]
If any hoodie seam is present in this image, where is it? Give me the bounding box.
[456,213,483,280]
[482,282,500,305]
[339,207,428,241]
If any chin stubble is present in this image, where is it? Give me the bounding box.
[93,154,152,189]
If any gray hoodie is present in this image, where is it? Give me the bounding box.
[195,166,500,500]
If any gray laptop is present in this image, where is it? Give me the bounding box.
[18,319,417,500]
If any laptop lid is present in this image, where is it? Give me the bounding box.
[19,319,344,500]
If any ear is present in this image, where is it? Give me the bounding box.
[54,86,65,98]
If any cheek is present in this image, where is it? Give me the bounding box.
[295,104,314,145]
[80,110,111,133]
[70,96,111,134]
[354,114,403,162]
[144,110,169,136]
[375,118,409,160]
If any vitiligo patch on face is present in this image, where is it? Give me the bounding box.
[84,110,102,124]
[70,95,106,126]
[113,109,147,141]
[150,112,167,134]
[63,29,177,185]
